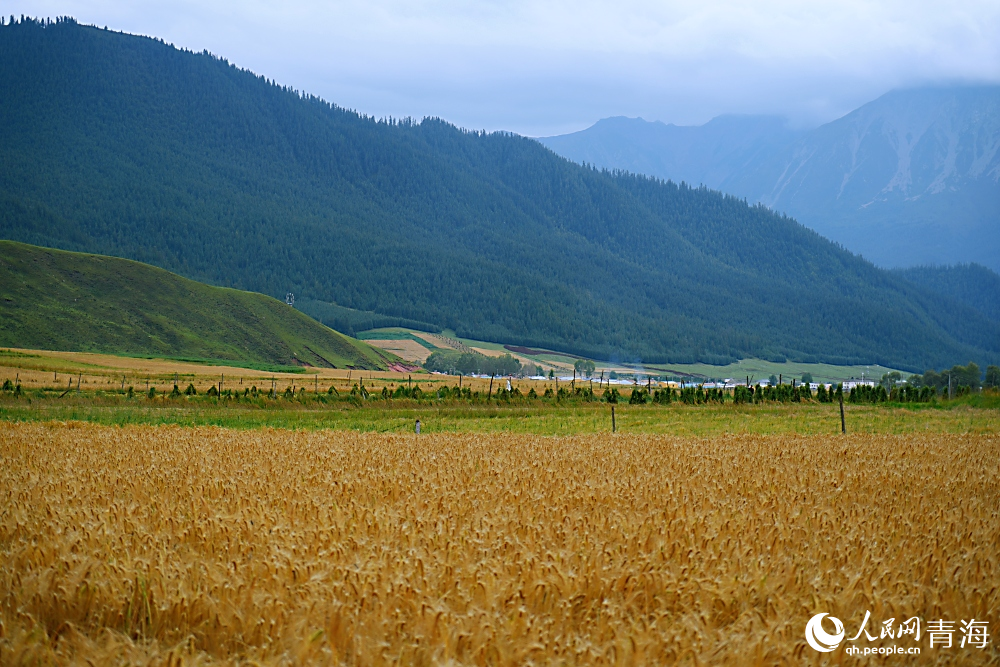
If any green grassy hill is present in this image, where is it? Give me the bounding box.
[0,241,395,369]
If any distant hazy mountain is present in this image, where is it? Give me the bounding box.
[540,86,1000,272]
[539,115,801,190]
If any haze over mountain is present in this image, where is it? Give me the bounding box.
[540,115,802,202]
[540,87,1000,272]
[2,17,998,371]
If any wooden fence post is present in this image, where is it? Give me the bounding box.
[839,391,846,434]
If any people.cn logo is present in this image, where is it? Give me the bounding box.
[805,613,846,652]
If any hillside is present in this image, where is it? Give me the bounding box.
[541,87,1000,272]
[1,17,999,371]
[0,241,395,369]
[892,264,1000,324]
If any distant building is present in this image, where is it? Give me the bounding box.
[842,380,875,391]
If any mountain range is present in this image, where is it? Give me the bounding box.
[540,87,1000,272]
[1,17,998,371]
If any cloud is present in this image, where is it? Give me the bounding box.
[9,0,1000,134]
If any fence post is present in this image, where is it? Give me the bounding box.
[839,391,846,434]
[611,405,616,433]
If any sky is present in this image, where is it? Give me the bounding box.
[6,1,1000,136]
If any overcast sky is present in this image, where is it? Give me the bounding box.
[6,0,1000,136]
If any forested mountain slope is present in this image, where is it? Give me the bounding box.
[892,264,1000,324]
[0,241,394,369]
[1,17,998,370]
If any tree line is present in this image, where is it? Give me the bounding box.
[423,350,522,377]
[907,362,998,392]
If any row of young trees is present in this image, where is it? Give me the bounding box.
[9,374,988,406]
[847,383,939,404]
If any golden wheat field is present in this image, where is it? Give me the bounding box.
[1,423,997,665]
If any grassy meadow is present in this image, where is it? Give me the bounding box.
[2,391,998,436]
[3,346,994,437]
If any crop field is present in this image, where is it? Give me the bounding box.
[2,423,998,665]
[363,339,437,364]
